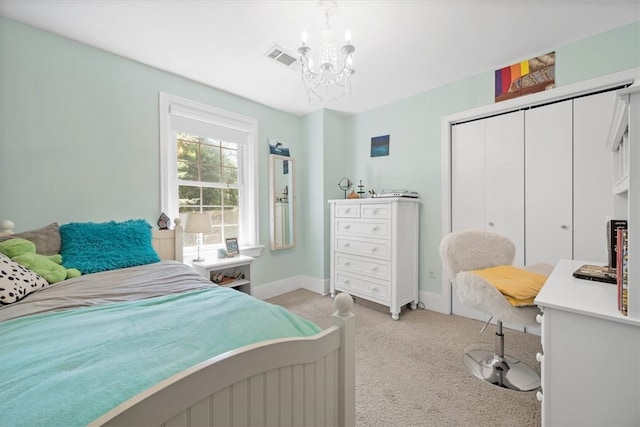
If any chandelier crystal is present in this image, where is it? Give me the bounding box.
[298,0,355,101]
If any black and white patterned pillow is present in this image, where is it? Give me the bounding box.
[0,253,50,304]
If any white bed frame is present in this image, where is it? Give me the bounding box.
[94,219,357,426]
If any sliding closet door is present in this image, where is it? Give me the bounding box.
[573,91,617,262]
[525,100,573,265]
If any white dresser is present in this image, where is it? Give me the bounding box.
[329,197,420,320]
[534,259,640,426]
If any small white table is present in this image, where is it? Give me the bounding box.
[191,255,254,295]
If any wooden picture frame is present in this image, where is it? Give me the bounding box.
[225,237,239,256]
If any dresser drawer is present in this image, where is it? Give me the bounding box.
[361,203,391,219]
[335,272,389,304]
[335,253,390,281]
[334,204,360,218]
[335,218,391,239]
[335,236,391,260]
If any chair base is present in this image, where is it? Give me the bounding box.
[463,349,540,392]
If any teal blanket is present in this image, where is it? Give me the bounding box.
[0,286,321,426]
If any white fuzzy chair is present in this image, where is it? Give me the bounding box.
[439,229,553,391]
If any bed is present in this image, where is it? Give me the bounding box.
[0,219,355,426]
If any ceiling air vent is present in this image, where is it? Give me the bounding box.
[265,44,298,68]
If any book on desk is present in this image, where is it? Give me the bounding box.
[572,264,617,284]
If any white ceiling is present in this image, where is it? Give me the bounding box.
[1,0,639,116]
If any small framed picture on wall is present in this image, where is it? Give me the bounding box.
[371,135,390,157]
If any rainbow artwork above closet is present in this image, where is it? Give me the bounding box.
[495,52,555,102]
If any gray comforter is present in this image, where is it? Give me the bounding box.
[0,260,215,322]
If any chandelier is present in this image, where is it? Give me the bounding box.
[297,0,355,101]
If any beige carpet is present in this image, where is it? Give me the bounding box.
[267,289,542,427]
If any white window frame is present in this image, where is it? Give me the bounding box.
[159,93,262,256]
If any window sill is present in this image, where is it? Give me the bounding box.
[183,244,264,260]
[240,245,264,257]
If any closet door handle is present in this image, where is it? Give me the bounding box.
[488,222,494,226]
[560,224,568,230]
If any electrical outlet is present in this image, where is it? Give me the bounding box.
[428,267,436,279]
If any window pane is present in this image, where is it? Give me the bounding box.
[224,206,239,224]
[205,226,223,245]
[209,207,223,224]
[224,225,239,240]
[202,187,221,205]
[200,162,221,182]
[179,185,201,206]
[221,147,237,168]
[223,188,239,207]
[221,167,238,184]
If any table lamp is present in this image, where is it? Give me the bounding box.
[185,212,211,262]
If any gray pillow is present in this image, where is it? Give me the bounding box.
[0,223,61,255]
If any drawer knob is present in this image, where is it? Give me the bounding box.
[371,247,378,252]
[344,262,351,267]
[344,225,351,229]
[536,314,543,324]
[536,352,543,362]
[371,286,378,292]
[345,208,351,213]
[371,266,378,272]
[372,226,379,232]
[536,391,543,402]
[342,279,350,285]
[343,243,350,248]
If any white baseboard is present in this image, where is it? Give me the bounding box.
[419,289,450,314]
[252,275,329,300]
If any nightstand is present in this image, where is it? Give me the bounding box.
[191,255,254,295]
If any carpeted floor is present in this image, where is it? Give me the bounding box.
[267,289,542,427]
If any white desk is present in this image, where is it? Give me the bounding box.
[535,259,640,427]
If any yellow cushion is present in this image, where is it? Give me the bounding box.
[470,265,547,306]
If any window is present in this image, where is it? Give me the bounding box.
[159,93,259,254]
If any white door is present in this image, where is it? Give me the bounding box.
[451,119,485,232]
[573,91,617,263]
[484,111,525,266]
[450,111,524,319]
[451,119,489,321]
[525,100,573,265]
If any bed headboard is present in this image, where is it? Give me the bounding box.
[152,218,183,262]
[1,219,183,262]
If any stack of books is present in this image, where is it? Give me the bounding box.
[608,219,629,316]
[573,219,629,316]
[617,227,629,316]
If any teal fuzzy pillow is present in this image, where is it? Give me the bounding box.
[60,219,160,274]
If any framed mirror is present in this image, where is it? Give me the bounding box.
[269,154,295,250]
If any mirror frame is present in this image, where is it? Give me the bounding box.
[269,154,295,250]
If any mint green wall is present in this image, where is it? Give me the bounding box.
[0,17,307,284]
[301,110,346,279]
[1,15,638,296]
[343,21,640,295]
